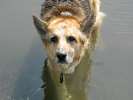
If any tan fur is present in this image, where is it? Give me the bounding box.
[33,0,104,100]
[43,16,88,73]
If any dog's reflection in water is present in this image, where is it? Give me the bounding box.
[41,51,92,100]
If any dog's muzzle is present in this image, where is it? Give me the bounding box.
[56,52,67,64]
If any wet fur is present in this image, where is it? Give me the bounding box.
[33,0,104,100]
[36,0,104,50]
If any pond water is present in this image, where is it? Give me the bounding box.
[0,0,132,100]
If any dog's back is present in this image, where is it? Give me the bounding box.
[41,0,90,20]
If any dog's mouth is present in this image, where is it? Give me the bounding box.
[56,58,70,65]
[50,59,78,84]
[57,59,68,64]
[56,57,73,65]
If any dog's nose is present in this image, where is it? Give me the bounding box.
[56,53,66,63]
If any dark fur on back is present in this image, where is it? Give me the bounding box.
[40,0,97,34]
[41,0,91,19]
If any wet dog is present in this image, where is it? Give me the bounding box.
[33,0,104,100]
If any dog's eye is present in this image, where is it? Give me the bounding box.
[67,36,77,43]
[50,36,58,43]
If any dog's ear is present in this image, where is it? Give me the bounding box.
[80,0,100,37]
[80,12,96,36]
[32,15,48,39]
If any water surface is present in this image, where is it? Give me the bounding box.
[0,0,132,100]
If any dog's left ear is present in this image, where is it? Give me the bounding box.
[80,11,96,37]
[32,15,48,39]
[80,0,99,37]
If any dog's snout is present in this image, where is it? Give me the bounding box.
[56,53,66,63]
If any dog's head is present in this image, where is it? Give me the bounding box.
[33,16,90,74]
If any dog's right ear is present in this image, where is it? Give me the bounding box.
[32,15,48,39]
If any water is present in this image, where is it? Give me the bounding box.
[0,0,133,100]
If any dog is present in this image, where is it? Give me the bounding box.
[33,0,104,100]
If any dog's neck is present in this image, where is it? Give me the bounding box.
[43,51,91,100]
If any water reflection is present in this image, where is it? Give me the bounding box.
[12,39,45,100]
